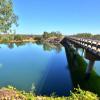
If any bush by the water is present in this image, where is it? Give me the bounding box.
[0,86,99,100]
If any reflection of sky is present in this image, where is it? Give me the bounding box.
[0,43,72,96]
[0,63,3,68]
[78,49,100,76]
[94,61,100,76]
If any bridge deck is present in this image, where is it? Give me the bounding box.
[62,37,100,60]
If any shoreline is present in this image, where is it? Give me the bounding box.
[0,86,98,100]
[0,39,37,43]
[0,38,62,44]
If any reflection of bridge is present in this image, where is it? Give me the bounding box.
[61,37,100,78]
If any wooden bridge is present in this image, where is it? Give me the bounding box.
[61,37,100,78]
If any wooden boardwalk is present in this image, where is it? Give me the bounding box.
[62,37,100,60]
[61,37,100,78]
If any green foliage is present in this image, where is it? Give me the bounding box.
[42,31,63,39]
[1,36,9,42]
[42,42,62,52]
[43,31,49,39]
[69,87,99,100]
[0,86,99,100]
[34,35,42,41]
[0,34,36,42]
[73,33,100,40]
[14,34,23,41]
[74,33,92,38]
[0,32,62,43]
[0,0,18,33]
[7,85,16,90]
[93,34,100,40]
[0,34,15,42]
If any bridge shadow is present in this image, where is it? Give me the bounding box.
[34,43,73,96]
[62,43,100,96]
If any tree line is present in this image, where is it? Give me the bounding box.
[42,31,63,39]
[72,33,100,40]
[0,32,63,43]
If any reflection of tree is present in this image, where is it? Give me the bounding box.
[31,83,36,95]
[15,42,27,47]
[0,43,14,49]
[35,40,62,53]
[0,42,62,52]
[55,44,62,53]
[43,43,52,51]
[35,41,43,45]
[0,42,29,49]
[43,42,62,53]
[8,43,14,49]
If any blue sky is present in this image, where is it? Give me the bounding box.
[13,0,100,35]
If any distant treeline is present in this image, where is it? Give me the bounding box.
[0,34,35,42]
[42,31,63,39]
[0,31,63,43]
[72,33,100,40]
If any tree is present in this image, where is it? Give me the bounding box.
[0,0,18,33]
[14,35,22,41]
[43,32,48,38]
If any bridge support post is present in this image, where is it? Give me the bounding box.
[85,60,95,79]
[85,50,96,79]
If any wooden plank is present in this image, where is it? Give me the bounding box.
[63,37,100,60]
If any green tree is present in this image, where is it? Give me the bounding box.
[14,35,23,41]
[43,32,49,38]
[73,33,92,38]
[0,0,18,33]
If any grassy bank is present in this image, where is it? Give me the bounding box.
[0,32,63,43]
[0,34,39,43]
[0,86,99,100]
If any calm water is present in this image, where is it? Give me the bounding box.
[0,42,73,96]
[0,42,100,96]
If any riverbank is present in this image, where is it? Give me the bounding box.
[0,35,62,44]
[0,86,99,100]
[0,39,37,43]
[0,32,63,44]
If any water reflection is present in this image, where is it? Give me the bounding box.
[0,63,3,68]
[0,42,62,53]
[35,41,62,52]
[0,42,72,96]
[31,83,36,94]
[7,43,14,49]
[63,45,100,96]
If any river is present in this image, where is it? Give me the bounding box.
[0,42,100,96]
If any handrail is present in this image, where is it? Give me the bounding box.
[66,37,100,49]
[64,37,100,58]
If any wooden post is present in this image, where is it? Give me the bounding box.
[85,60,95,79]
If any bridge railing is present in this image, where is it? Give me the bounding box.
[65,37,100,57]
[63,37,100,76]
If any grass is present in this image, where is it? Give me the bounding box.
[0,86,99,100]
